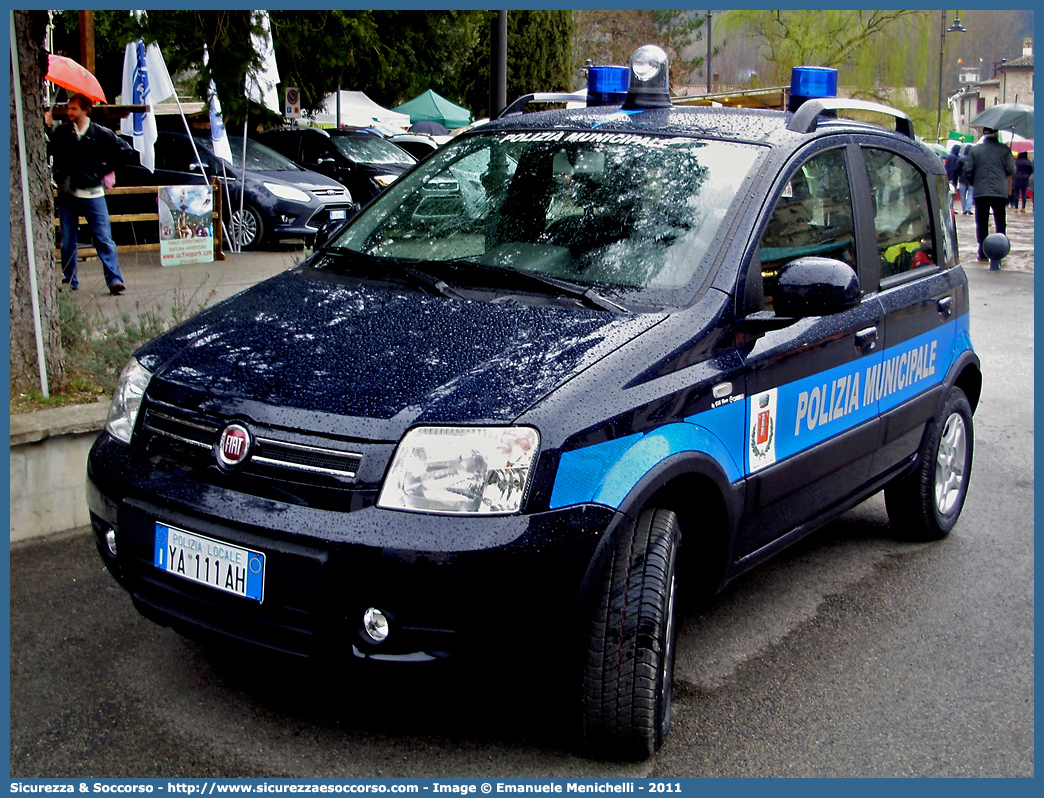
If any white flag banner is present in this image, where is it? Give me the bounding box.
[244,11,281,115]
[119,40,175,172]
[204,46,234,165]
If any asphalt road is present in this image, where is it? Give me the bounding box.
[8,266,1033,778]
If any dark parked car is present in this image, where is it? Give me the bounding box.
[89,48,980,760]
[256,126,416,205]
[149,131,355,250]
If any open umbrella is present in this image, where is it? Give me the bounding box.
[46,54,107,103]
[970,103,1033,139]
[409,120,448,136]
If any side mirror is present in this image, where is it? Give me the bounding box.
[774,256,860,317]
[314,158,338,176]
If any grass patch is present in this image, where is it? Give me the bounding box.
[11,283,215,415]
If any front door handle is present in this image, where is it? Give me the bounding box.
[856,326,878,352]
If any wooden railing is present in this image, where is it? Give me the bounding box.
[54,178,224,261]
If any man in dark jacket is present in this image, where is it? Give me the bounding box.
[945,144,962,186]
[47,93,131,294]
[964,127,1016,262]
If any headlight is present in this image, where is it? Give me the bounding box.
[378,426,539,515]
[105,357,152,444]
[374,174,399,187]
[263,182,311,202]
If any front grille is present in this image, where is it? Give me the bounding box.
[142,408,362,481]
[311,188,348,197]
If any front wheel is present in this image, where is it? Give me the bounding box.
[885,386,974,541]
[582,507,681,761]
[229,205,265,251]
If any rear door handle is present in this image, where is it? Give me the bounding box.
[856,326,878,352]
[938,296,954,317]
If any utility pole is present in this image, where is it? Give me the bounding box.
[706,11,712,94]
[490,11,507,117]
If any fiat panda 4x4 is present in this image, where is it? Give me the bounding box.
[88,47,980,760]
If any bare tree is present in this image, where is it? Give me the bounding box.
[10,9,64,396]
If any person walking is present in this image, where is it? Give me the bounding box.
[964,127,1015,262]
[1010,151,1033,212]
[46,93,130,294]
[957,144,975,215]
[943,144,961,216]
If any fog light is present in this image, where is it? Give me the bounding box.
[105,528,117,557]
[363,607,389,642]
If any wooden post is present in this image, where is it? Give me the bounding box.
[78,10,94,75]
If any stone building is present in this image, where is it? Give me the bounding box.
[951,38,1034,137]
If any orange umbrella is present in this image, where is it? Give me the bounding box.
[46,54,106,103]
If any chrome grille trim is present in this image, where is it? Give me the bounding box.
[144,411,216,450]
[254,437,362,479]
[251,454,359,479]
[142,407,361,480]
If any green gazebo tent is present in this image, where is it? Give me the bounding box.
[392,89,473,129]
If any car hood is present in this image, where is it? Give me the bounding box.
[248,168,349,193]
[137,267,663,442]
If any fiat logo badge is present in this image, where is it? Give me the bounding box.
[216,423,252,467]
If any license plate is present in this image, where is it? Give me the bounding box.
[154,523,265,602]
[329,209,347,220]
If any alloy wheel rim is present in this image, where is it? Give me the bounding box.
[231,211,258,247]
[935,412,967,515]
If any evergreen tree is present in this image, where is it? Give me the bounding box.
[464,10,576,118]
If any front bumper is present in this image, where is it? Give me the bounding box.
[265,201,355,239]
[87,434,620,669]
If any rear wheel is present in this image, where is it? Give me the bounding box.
[229,205,265,251]
[582,507,680,760]
[885,386,974,541]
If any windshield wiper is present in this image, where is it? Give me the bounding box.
[442,259,629,313]
[315,247,464,300]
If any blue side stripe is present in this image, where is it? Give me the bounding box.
[549,401,744,510]
[549,317,970,511]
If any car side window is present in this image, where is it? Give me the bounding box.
[757,148,856,311]
[157,136,194,173]
[863,149,936,280]
[301,136,331,167]
[932,172,958,270]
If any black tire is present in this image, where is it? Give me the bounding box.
[229,205,265,251]
[582,507,681,760]
[885,386,974,541]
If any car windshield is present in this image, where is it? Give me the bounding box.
[332,134,417,167]
[326,130,765,309]
[224,136,305,172]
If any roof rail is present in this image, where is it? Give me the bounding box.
[497,92,584,119]
[788,97,914,139]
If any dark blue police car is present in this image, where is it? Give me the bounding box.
[87,46,980,760]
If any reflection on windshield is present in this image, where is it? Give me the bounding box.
[331,131,764,306]
[332,135,416,167]
[226,137,303,171]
